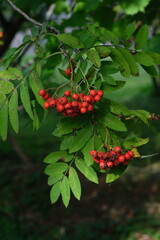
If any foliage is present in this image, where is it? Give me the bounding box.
[0,0,160,207]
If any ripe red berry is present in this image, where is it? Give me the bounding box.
[84,95,92,103]
[58,97,68,105]
[38,89,46,96]
[125,153,131,160]
[114,146,121,153]
[64,90,71,96]
[72,101,79,108]
[87,104,93,111]
[100,161,107,170]
[42,93,49,99]
[102,152,109,159]
[72,93,79,100]
[92,157,100,163]
[79,93,84,100]
[56,104,64,112]
[80,107,87,114]
[97,152,104,158]
[49,99,57,107]
[114,159,120,166]
[66,109,74,114]
[94,95,101,102]
[118,155,126,163]
[128,151,134,158]
[81,102,89,108]
[64,102,72,109]
[97,90,104,97]
[123,161,129,166]
[43,101,50,109]
[107,161,113,168]
[89,90,97,97]
[65,68,71,75]
[89,150,97,157]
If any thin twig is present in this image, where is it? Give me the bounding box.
[7,0,59,34]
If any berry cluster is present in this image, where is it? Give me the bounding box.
[38,89,103,117]
[89,146,135,170]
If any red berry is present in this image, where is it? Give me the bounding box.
[56,104,64,112]
[94,95,101,102]
[65,68,71,75]
[128,151,135,158]
[66,109,73,114]
[69,113,77,118]
[72,101,79,108]
[38,89,46,96]
[114,159,120,166]
[87,104,93,111]
[43,101,50,109]
[118,155,126,163]
[89,90,97,97]
[80,107,87,114]
[78,102,82,109]
[123,161,129,166]
[49,99,57,107]
[97,90,104,97]
[79,93,84,100]
[81,102,89,108]
[89,150,97,157]
[114,146,121,153]
[100,161,107,170]
[72,93,79,100]
[64,90,71,96]
[107,161,113,168]
[58,97,68,105]
[98,152,104,158]
[64,102,72,109]
[92,157,100,163]
[42,93,49,99]
[125,153,131,160]
[102,152,109,159]
[83,95,92,103]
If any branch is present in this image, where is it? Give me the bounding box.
[6,0,59,35]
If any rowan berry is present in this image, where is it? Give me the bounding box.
[80,107,87,114]
[94,95,101,102]
[65,68,71,75]
[97,90,104,96]
[72,101,79,108]
[44,101,50,109]
[118,155,125,163]
[107,161,113,168]
[58,97,68,105]
[128,151,134,158]
[87,104,93,111]
[89,150,97,157]
[125,153,131,160]
[42,93,50,99]
[64,90,71,96]
[89,90,97,97]
[81,102,89,108]
[64,102,72,109]
[49,99,57,107]
[114,146,121,153]
[56,104,64,112]
[72,93,79,100]
[84,95,92,103]
[100,161,107,169]
[38,89,46,96]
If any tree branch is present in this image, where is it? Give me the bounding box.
[6,0,59,35]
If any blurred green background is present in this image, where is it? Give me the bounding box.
[0,0,160,239]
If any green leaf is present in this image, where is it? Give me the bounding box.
[69,167,81,200]
[95,46,111,58]
[123,21,136,40]
[0,68,23,80]
[141,65,157,77]
[50,182,61,204]
[109,47,130,77]
[100,61,119,74]
[0,99,8,141]
[48,173,63,186]
[117,47,139,76]
[86,48,101,68]
[109,100,130,116]
[106,165,127,183]
[60,135,74,150]
[120,0,151,15]
[32,101,40,130]
[134,52,154,66]
[82,137,94,166]
[99,113,127,132]
[57,34,84,48]
[101,75,116,86]
[102,81,126,93]
[75,159,98,184]
[0,93,6,105]
[9,89,19,133]
[44,151,73,163]
[0,80,14,94]
[44,162,68,176]
[35,42,43,58]
[29,72,44,107]
[20,81,34,119]
[60,176,70,207]
[135,24,148,49]
[31,26,39,37]
[147,52,160,65]
[75,59,89,82]
[123,137,149,148]
[97,27,119,44]
[69,125,93,153]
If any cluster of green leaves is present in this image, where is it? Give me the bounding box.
[0,22,159,207]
